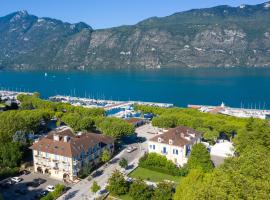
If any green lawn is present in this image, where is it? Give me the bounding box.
[129,167,181,183]
[107,194,132,200]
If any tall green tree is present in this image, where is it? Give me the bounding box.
[101,149,111,163]
[107,170,129,195]
[91,181,101,193]
[98,117,135,138]
[187,143,213,172]
[119,158,128,169]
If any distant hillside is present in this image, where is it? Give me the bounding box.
[1,2,270,70]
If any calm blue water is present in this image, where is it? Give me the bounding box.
[0,68,270,109]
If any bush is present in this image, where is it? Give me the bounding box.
[139,153,181,176]
[129,179,153,200]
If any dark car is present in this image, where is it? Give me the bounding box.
[20,170,31,175]
[35,190,48,198]
[0,182,10,189]
[26,178,46,188]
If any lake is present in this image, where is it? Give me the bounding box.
[0,68,270,109]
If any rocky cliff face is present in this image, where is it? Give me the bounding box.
[1,2,270,70]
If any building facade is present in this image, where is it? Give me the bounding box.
[148,126,202,166]
[30,126,114,182]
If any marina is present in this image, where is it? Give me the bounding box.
[49,95,173,118]
[188,103,270,119]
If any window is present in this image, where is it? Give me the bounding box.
[176,149,178,155]
[163,147,167,154]
[153,145,155,150]
[149,145,152,149]
[45,152,49,158]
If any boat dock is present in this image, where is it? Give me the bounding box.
[49,95,173,110]
[0,90,33,102]
[188,103,270,119]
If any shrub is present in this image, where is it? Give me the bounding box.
[139,153,181,176]
[129,178,153,200]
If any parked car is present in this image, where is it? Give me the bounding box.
[46,185,55,192]
[35,190,48,198]
[20,170,31,175]
[0,182,10,189]
[126,146,137,153]
[11,177,22,183]
[27,178,46,188]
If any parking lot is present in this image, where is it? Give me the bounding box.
[0,172,72,200]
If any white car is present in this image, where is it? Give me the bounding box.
[46,185,55,192]
[11,177,22,183]
[126,146,137,153]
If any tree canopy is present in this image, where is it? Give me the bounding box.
[98,117,135,138]
[187,143,213,173]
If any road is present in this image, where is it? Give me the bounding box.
[57,124,157,200]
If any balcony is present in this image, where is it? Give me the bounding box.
[52,159,59,162]
[53,166,59,170]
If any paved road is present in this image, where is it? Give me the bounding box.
[58,143,146,200]
[57,124,157,200]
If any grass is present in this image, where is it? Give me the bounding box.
[107,194,132,200]
[129,167,181,183]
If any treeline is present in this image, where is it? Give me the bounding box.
[17,94,135,138]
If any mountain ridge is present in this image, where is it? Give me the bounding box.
[1,2,270,70]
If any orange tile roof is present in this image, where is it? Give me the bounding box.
[150,126,202,147]
[30,127,114,158]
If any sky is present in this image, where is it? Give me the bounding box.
[1,0,267,29]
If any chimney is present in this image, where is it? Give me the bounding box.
[53,134,60,141]
[63,135,70,143]
[181,132,185,138]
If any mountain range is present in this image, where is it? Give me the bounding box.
[1,2,270,70]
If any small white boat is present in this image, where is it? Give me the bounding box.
[44,73,48,77]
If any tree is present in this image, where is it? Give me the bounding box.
[202,129,219,145]
[0,142,23,168]
[106,170,129,195]
[129,178,153,200]
[98,117,135,138]
[119,158,128,169]
[78,163,93,178]
[101,149,110,163]
[152,181,175,200]
[91,181,100,193]
[187,143,213,172]
[174,169,205,200]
